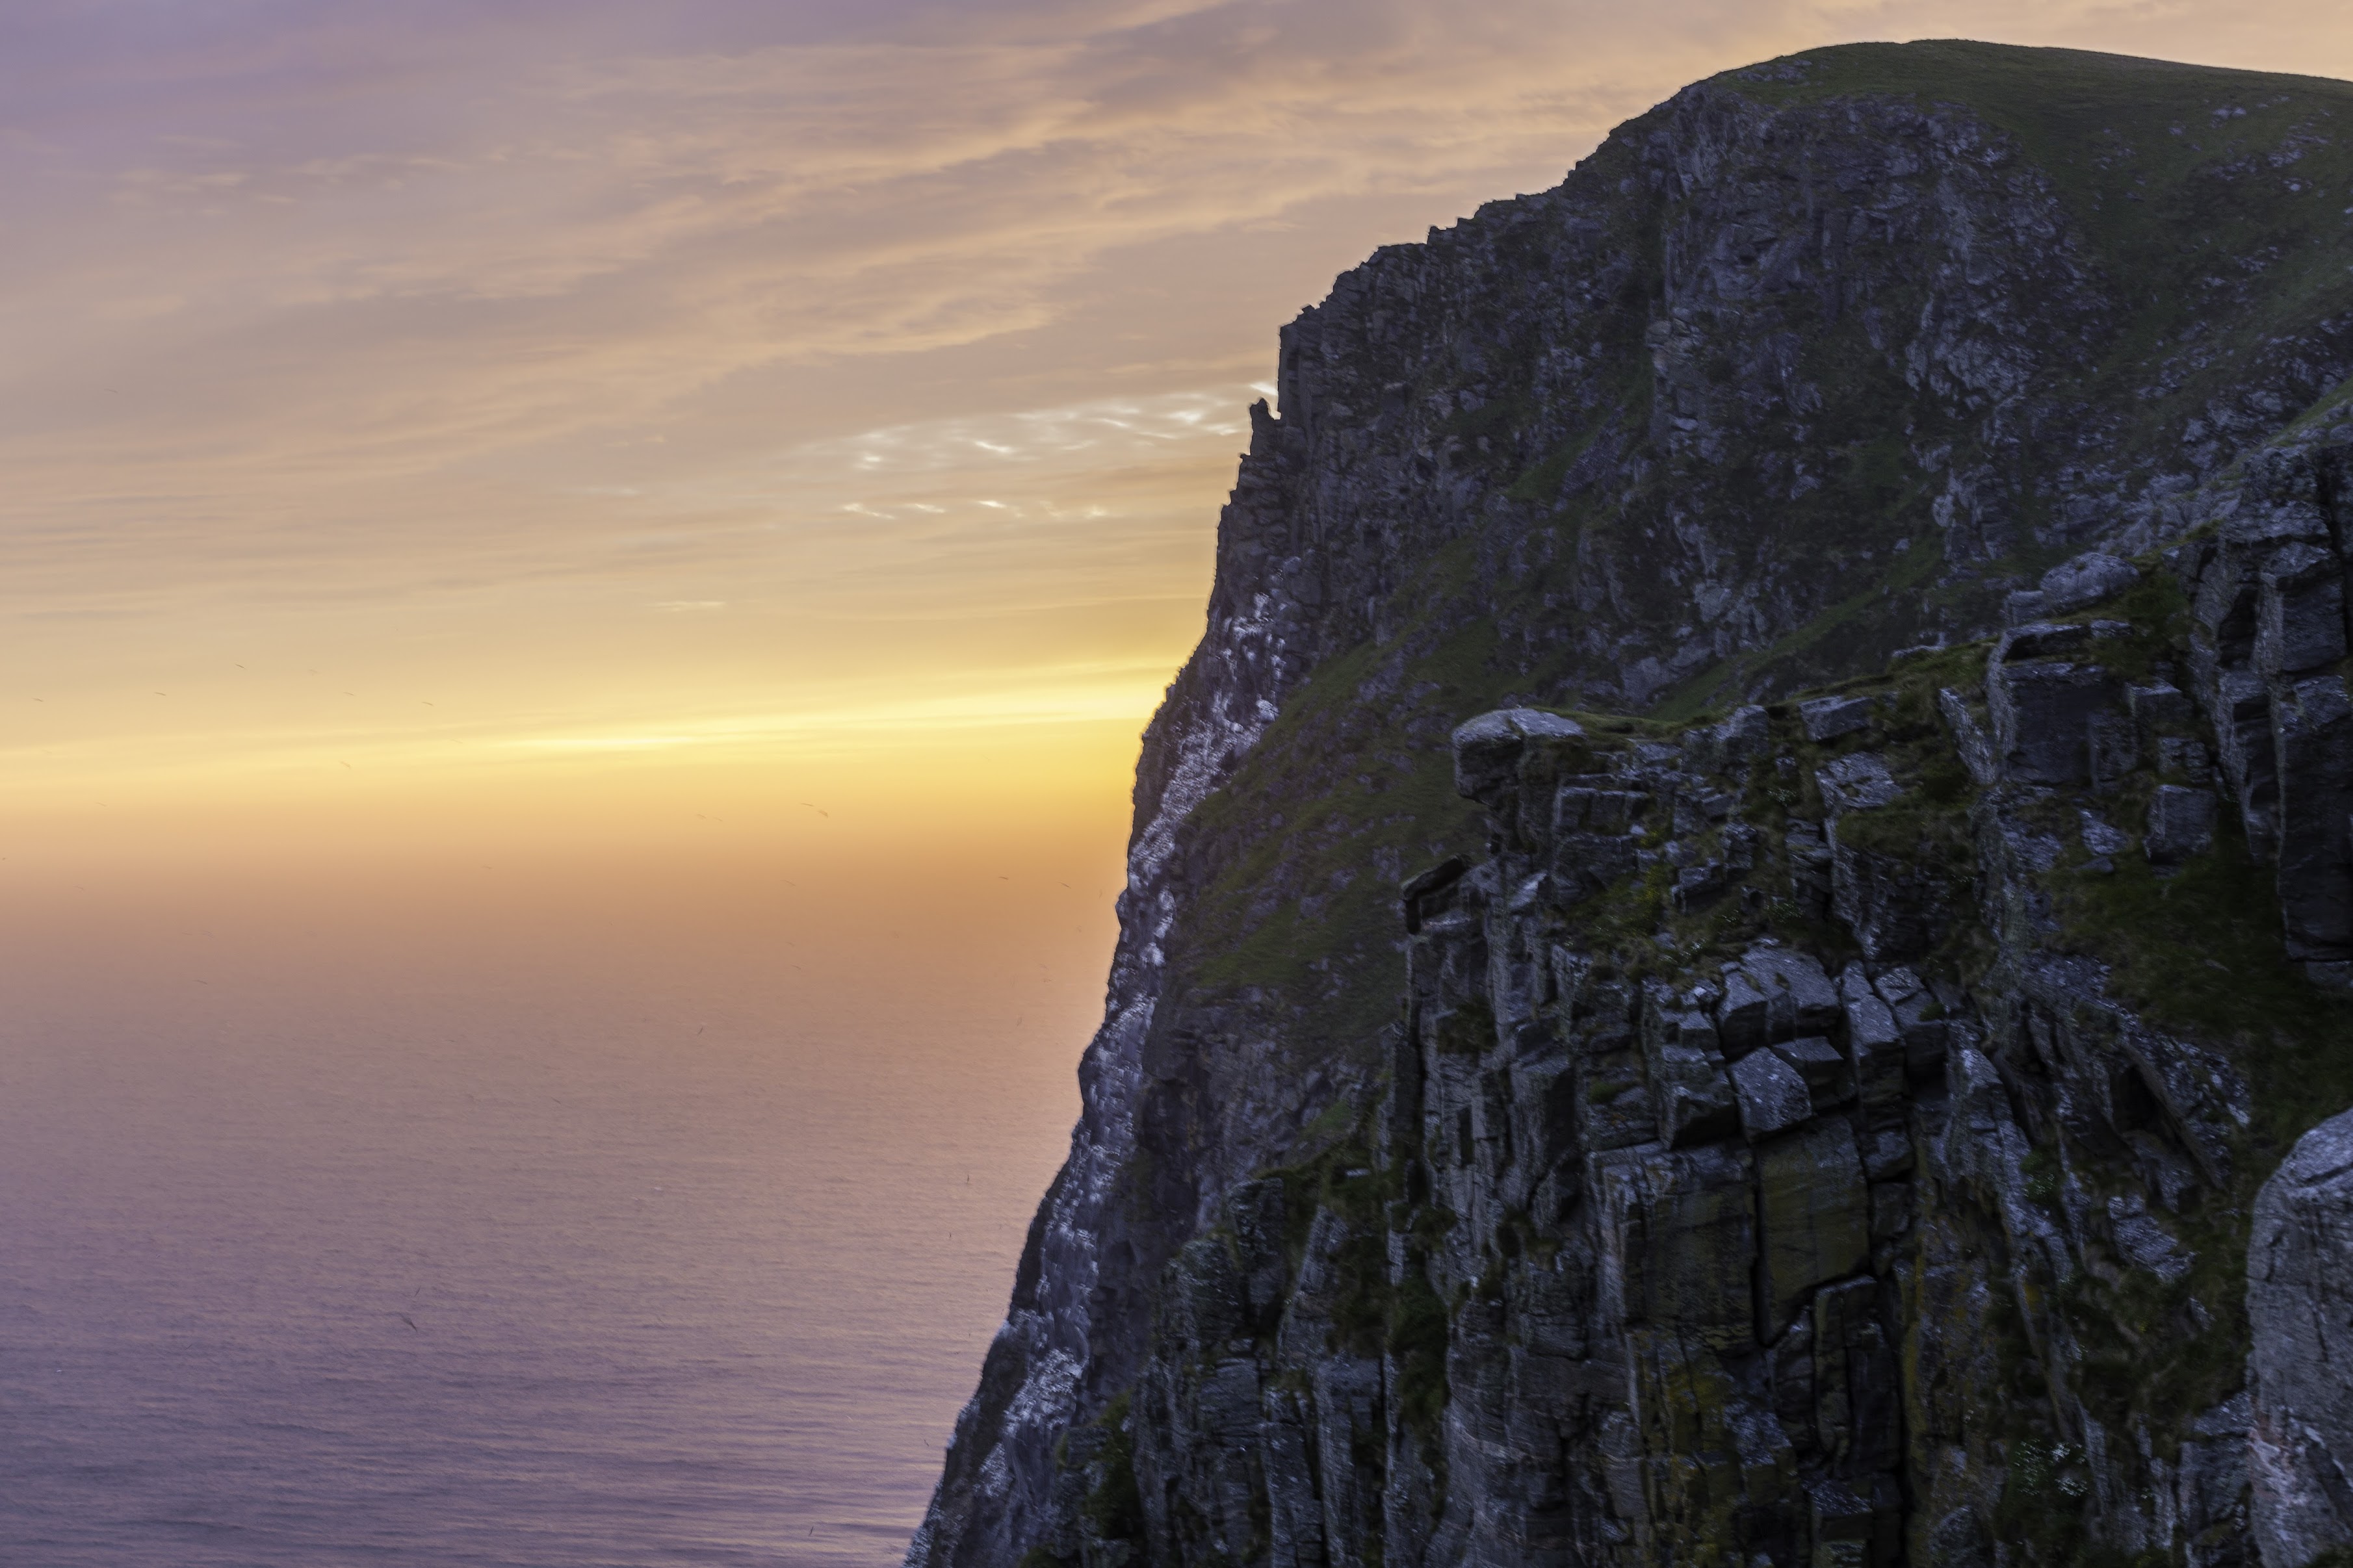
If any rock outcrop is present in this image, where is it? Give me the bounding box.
[908,40,2353,1568]
[2250,1109,2353,1567]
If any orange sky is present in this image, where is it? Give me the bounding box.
[8,1,2353,891]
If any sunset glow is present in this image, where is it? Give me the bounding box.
[12,1,2353,899]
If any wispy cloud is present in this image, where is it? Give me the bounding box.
[4,0,2350,827]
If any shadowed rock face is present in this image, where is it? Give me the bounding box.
[2250,1109,2353,1567]
[907,41,2353,1568]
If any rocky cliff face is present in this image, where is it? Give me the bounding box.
[906,41,2353,1568]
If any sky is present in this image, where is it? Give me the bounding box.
[7,0,2353,892]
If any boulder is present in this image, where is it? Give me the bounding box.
[1717,967,1776,1053]
[1732,1047,1814,1138]
[1801,694,1873,743]
[1742,947,1843,1035]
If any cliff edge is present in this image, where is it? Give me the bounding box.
[908,40,2353,1568]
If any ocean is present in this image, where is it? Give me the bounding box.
[0,855,1102,1566]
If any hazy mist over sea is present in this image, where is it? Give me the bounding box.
[0,853,1108,1565]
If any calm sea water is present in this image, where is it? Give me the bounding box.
[0,859,1098,1566]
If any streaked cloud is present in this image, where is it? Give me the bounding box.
[5,0,2351,866]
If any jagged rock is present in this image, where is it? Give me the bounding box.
[1817,752,1904,812]
[1939,687,2001,786]
[1787,817,1836,919]
[1260,1389,1325,1568]
[2080,808,2131,858]
[1642,984,1739,1145]
[1717,966,1776,1053]
[2209,670,2282,856]
[1774,1035,1854,1108]
[1871,968,1952,1077]
[2108,1192,2193,1283]
[2250,1109,2353,1567]
[2040,550,2142,613]
[1452,708,1586,810]
[1685,704,1772,774]
[1840,971,1908,1120]
[916,42,2353,1568]
[1801,694,1873,743]
[1743,946,1843,1035]
[1552,783,1647,901]
[1399,855,1467,932]
[1732,1047,1815,1138]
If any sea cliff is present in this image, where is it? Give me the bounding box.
[908,41,2353,1567]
